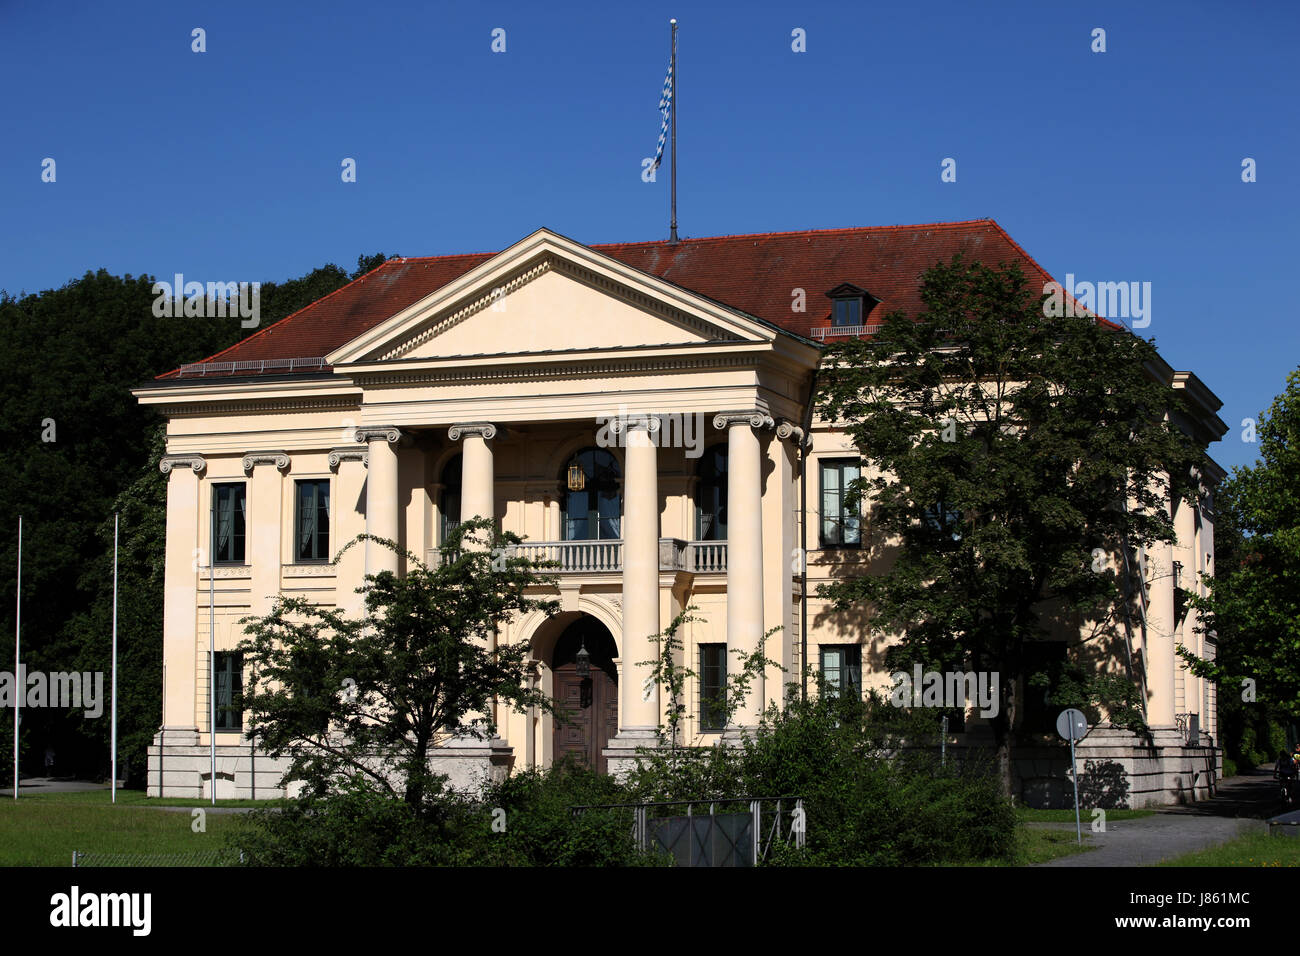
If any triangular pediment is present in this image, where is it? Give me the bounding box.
[327,229,778,367]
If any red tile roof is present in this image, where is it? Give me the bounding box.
[158,219,1081,380]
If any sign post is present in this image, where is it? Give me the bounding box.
[1056,708,1088,844]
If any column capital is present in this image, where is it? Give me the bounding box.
[241,451,290,473]
[775,419,808,447]
[448,422,498,442]
[159,454,206,475]
[713,410,775,431]
[354,426,402,444]
[610,414,659,435]
[328,446,368,470]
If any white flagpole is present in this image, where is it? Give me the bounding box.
[13,516,20,800]
[210,505,216,805]
[111,513,119,803]
[669,18,678,243]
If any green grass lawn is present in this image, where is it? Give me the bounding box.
[18,788,284,809]
[1159,830,1300,867]
[0,791,254,866]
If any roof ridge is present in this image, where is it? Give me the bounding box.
[381,250,499,264]
[590,218,998,249]
[154,258,403,379]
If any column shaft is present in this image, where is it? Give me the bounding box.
[724,415,767,727]
[621,422,660,732]
[1145,485,1177,729]
[160,456,205,729]
[361,429,400,576]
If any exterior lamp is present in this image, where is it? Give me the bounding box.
[575,639,591,679]
[567,459,586,492]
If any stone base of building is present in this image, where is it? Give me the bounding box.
[427,732,516,794]
[147,727,295,800]
[147,727,515,799]
[957,725,1222,809]
[603,730,663,780]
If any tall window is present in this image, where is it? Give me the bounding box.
[561,448,621,540]
[212,483,246,563]
[295,479,330,562]
[699,643,728,732]
[820,645,862,698]
[820,459,862,547]
[440,454,462,543]
[695,444,728,540]
[213,651,243,732]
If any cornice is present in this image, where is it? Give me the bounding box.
[352,351,758,389]
[382,258,554,361]
[153,396,359,417]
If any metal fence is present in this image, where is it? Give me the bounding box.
[72,850,244,867]
[571,796,805,867]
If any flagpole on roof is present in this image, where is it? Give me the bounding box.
[669,18,679,243]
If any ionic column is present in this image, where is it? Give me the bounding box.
[619,416,661,734]
[1144,475,1177,729]
[1175,490,1200,729]
[242,452,289,617]
[159,454,207,731]
[356,427,401,576]
[716,411,774,728]
[449,423,497,543]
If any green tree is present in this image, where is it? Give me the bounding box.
[815,254,1202,795]
[0,256,389,780]
[237,518,558,816]
[1181,369,1300,736]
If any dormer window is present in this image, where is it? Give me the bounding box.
[826,283,879,328]
[833,297,861,327]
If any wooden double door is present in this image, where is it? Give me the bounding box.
[551,617,619,775]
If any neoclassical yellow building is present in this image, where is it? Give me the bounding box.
[135,221,1227,806]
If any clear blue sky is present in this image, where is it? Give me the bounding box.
[2,0,1294,473]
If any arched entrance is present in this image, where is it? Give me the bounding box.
[551,615,619,774]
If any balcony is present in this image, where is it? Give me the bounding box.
[427,539,728,574]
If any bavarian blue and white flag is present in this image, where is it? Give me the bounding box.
[652,58,673,170]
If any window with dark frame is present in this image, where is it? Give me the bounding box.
[440,454,462,544]
[213,650,243,732]
[832,297,862,327]
[820,645,862,698]
[820,459,862,547]
[561,447,622,541]
[211,483,246,564]
[924,501,963,542]
[695,444,728,541]
[295,479,331,562]
[699,643,728,732]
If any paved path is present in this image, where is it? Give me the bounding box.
[1035,767,1278,867]
[0,776,110,797]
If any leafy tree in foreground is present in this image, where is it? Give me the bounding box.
[816,254,1201,796]
[1180,368,1300,734]
[238,518,557,817]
